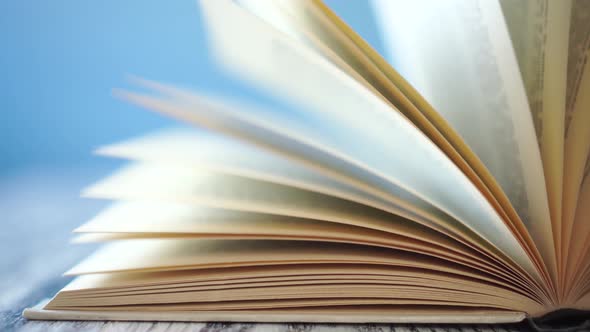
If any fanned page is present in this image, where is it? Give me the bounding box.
[372,0,590,308]
[25,0,590,323]
[370,0,555,282]
[198,0,538,279]
[562,0,590,296]
[500,0,571,286]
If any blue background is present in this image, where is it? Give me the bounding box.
[0,2,386,313]
[0,0,384,174]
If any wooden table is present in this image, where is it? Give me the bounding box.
[0,166,530,331]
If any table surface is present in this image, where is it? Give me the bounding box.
[0,166,532,331]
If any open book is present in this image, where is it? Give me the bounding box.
[25,0,590,324]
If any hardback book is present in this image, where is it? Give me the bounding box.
[24,0,590,326]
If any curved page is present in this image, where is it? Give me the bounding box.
[371,0,554,276]
[195,0,540,283]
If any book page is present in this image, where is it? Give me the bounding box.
[97,130,453,240]
[197,0,541,284]
[248,0,550,287]
[565,156,590,301]
[500,0,572,277]
[98,130,512,253]
[59,238,541,309]
[237,0,518,243]
[25,304,529,324]
[562,0,590,278]
[575,290,590,311]
[64,239,490,279]
[119,89,540,289]
[370,0,554,280]
[58,264,522,295]
[83,163,460,251]
[83,161,534,286]
[61,278,521,306]
[72,200,518,278]
[98,129,552,292]
[48,286,532,313]
[56,270,529,306]
[48,295,528,314]
[55,239,543,314]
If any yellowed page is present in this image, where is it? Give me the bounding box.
[60,285,532,313]
[97,130,469,245]
[564,158,590,302]
[238,0,537,265]
[58,264,513,293]
[55,283,529,309]
[68,236,532,299]
[264,0,557,289]
[84,162,541,288]
[74,202,409,239]
[100,129,533,273]
[54,239,545,314]
[73,201,453,252]
[46,298,521,313]
[51,242,543,314]
[563,0,590,282]
[64,239,493,279]
[55,271,538,309]
[51,274,533,307]
[195,0,543,285]
[116,92,544,296]
[62,237,547,305]
[73,201,498,274]
[58,269,526,298]
[501,0,572,279]
[24,302,528,324]
[47,285,537,313]
[83,163,457,247]
[575,291,590,311]
[306,0,551,286]
[370,0,554,285]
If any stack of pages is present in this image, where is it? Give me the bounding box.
[25,0,590,324]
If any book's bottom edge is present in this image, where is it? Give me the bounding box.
[23,299,527,324]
